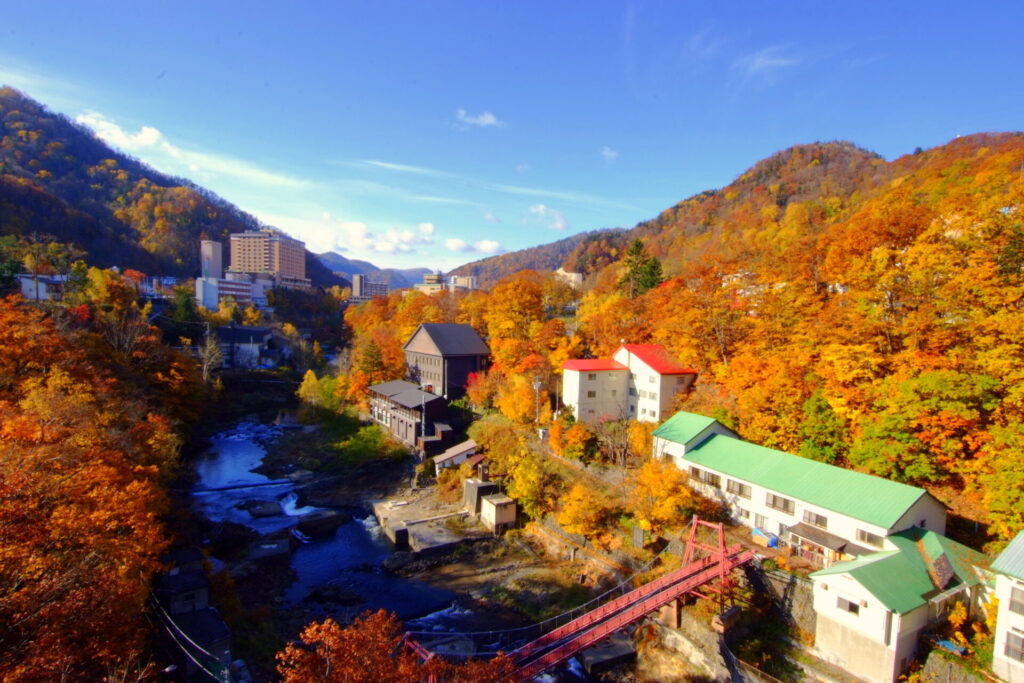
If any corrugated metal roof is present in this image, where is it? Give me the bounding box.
[619,344,697,375]
[684,434,930,529]
[563,358,628,372]
[404,323,490,356]
[993,530,1024,580]
[652,411,718,447]
[811,528,988,614]
[369,380,419,397]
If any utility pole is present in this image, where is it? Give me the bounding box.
[533,377,542,426]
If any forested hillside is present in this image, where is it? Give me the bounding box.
[449,228,624,287]
[341,133,1024,546]
[0,87,343,286]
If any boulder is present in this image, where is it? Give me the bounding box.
[240,500,284,518]
[288,469,315,484]
[305,584,365,606]
[296,509,352,538]
[382,551,416,573]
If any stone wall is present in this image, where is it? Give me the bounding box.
[655,609,732,683]
[743,564,817,636]
[919,650,988,683]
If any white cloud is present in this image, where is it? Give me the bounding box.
[419,222,436,236]
[456,108,506,128]
[732,46,800,87]
[482,209,501,223]
[528,203,569,231]
[475,240,504,254]
[75,111,310,189]
[601,146,619,163]
[444,238,504,254]
[361,159,445,176]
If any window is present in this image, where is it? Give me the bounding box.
[628,387,636,396]
[1011,587,1024,616]
[754,514,766,529]
[611,390,617,397]
[648,376,656,384]
[766,493,795,514]
[690,468,720,488]
[726,480,751,499]
[638,390,646,399]
[650,392,658,401]
[587,373,596,381]
[735,507,750,520]
[803,510,828,529]
[857,529,884,548]
[586,390,596,398]
[677,376,688,385]
[837,597,860,615]
[1005,631,1024,663]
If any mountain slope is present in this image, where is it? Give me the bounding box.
[0,87,344,287]
[449,228,625,287]
[316,251,430,288]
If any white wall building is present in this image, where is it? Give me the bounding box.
[994,531,1024,683]
[653,412,947,565]
[562,344,696,424]
[809,529,989,683]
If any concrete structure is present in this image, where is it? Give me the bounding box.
[17,273,66,301]
[994,531,1024,682]
[448,274,478,292]
[654,411,947,566]
[462,478,499,515]
[367,379,448,450]
[554,267,584,290]
[810,528,990,683]
[480,493,516,534]
[432,439,477,470]
[404,323,490,399]
[228,229,310,289]
[200,240,223,279]
[414,272,446,295]
[350,273,388,302]
[562,344,697,424]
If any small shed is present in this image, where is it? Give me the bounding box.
[481,493,516,534]
[463,478,499,515]
[433,439,477,470]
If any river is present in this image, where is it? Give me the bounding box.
[190,420,458,619]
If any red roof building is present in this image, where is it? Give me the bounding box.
[562,344,697,425]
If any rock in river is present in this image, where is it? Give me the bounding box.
[305,584,366,606]
[296,509,352,538]
[239,500,284,518]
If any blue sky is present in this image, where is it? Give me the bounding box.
[2,2,1022,270]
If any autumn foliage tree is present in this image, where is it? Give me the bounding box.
[0,293,198,680]
[277,610,511,683]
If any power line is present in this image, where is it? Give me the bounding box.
[149,595,217,659]
[149,609,223,682]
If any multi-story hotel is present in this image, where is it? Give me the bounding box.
[228,230,310,288]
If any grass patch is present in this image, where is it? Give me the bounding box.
[487,572,596,622]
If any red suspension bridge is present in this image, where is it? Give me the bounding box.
[406,517,755,681]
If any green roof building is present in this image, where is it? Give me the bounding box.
[653,411,946,567]
[992,531,1024,683]
[810,528,991,683]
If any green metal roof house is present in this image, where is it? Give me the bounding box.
[653,411,947,566]
[809,528,991,683]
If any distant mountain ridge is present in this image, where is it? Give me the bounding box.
[0,87,345,288]
[315,251,431,288]
[449,228,625,288]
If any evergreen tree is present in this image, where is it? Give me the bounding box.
[619,239,663,298]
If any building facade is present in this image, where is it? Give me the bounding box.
[368,379,448,450]
[562,344,697,424]
[200,240,224,279]
[810,529,989,683]
[994,532,1024,683]
[350,273,389,302]
[228,230,310,288]
[653,411,947,565]
[403,323,490,399]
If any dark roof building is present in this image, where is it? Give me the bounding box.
[403,323,490,399]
